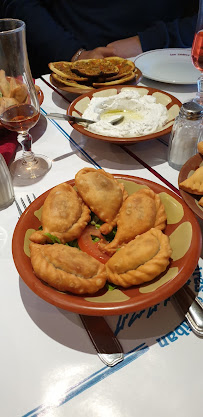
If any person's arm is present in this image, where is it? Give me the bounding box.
[107,36,142,59]
[107,15,197,58]
[138,15,197,52]
[74,47,117,62]
[1,0,93,77]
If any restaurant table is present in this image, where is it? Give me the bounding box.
[1,70,203,417]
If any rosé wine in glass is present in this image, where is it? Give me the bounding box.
[191,0,203,104]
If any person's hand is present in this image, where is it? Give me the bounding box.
[72,46,116,61]
[107,36,143,58]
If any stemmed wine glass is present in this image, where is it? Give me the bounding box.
[191,0,203,105]
[0,19,51,179]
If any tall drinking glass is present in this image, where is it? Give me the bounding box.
[191,0,203,105]
[0,19,51,179]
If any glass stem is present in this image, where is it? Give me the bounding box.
[196,74,203,104]
[17,132,37,164]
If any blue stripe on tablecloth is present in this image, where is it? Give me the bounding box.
[40,107,101,169]
[41,103,174,192]
[40,106,176,195]
[39,78,173,191]
[22,343,149,417]
[41,76,72,105]
[121,145,181,196]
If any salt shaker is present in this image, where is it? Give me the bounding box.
[168,101,203,171]
[0,154,15,209]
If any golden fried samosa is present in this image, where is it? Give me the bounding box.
[0,69,10,97]
[75,167,128,234]
[10,83,28,103]
[197,141,203,155]
[100,188,167,254]
[105,228,172,287]
[0,97,18,114]
[198,196,203,207]
[179,166,203,195]
[30,183,91,244]
[30,243,107,294]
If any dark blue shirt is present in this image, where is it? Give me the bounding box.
[1,0,198,77]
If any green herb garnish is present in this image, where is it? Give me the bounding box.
[90,212,103,229]
[66,239,80,249]
[44,233,61,244]
[106,283,117,291]
[91,235,100,243]
[103,227,117,242]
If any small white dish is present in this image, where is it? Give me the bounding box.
[133,48,200,84]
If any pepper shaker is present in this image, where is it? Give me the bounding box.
[168,101,203,171]
[0,154,15,209]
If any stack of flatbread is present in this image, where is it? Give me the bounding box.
[49,57,139,92]
[179,141,203,207]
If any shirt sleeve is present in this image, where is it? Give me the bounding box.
[138,15,197,52]
[1,0,86,78]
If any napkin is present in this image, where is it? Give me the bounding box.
[0,128,18,165]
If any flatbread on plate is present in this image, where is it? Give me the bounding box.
[48,61,88,82]
[92,71,136,87]
[103,57,135,80]
[71,58,119,77]
[51,73,93,90]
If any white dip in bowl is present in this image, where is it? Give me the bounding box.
[82,89,168,137]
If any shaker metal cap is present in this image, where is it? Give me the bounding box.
[180,101,203,119]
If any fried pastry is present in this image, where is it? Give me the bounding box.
[179,166,203,195]
[0,97,18,114]
[8,76,17,95]
[10,83,28,103]
[106,228,172,287]
[0,69,10,97]
[0,70,31,112]
[75,168,128,234]
[30,183,91,244]
[197,141,203,155]
[30,243,107,294]
[198,196,203,207]
[101,188,167,254]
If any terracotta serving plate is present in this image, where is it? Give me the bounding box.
[67,85,182,145]
[49,67,143,95]
[178,153,203,220]
[12,174,202,316]
[36,87,44,106]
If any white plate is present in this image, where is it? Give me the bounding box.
[133,49,200,84]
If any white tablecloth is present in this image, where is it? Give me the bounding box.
[1,70,203,417]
